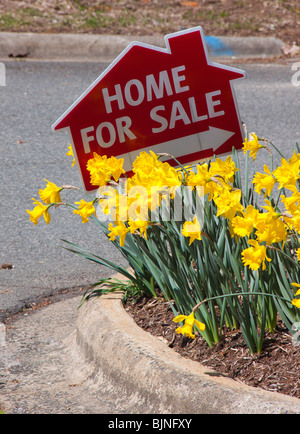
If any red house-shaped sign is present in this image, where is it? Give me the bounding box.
[52,27,246,193]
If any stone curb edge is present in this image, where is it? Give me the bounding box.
[72,275,300,414]
[0,32,285,62]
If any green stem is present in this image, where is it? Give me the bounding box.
[267,244,300,268]
[192,291,293,312]
[259,138,286,160]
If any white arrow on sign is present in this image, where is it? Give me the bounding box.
[119,127,235,171]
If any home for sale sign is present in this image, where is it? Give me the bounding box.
[52,26,246,193]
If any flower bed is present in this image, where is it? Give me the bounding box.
[125,292,300,399]
[27,130,300,358]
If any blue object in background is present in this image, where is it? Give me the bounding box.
[204,36,234,56]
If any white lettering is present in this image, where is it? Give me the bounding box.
[153,419,160,429]
[291,62,300,87]
[150,90,225,134]
[102,84,125,114]
[0,62,6,86]
[169,100,191,129]
[172,65,190,94]
[115,116,137,142]
[96,122,116,148]
[102,65,189,114]
[81,116,136,152]
[150,105,168,133]
[127,186,149,221]
[146,70,173,101]
[188,96,208,122]
[152,418,194,430]
[81,126,95,153]
[107,418,143,431]
[205,90,225,118]
[186,419,193,428]
[124,79,145,106]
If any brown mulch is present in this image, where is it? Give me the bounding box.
[0,0,299,46]
[125,293,300,400]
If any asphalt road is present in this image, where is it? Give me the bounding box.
[0,59,299,320]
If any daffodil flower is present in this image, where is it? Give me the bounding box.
[39,179,62,204]
[173,311,205,339]
[182,216,202,245]
[209,156,239,183]
[87,152,125,187]
[73,199,96,223]
[241,239,271,271]
[231,205,259,238]
[66,144,76,167]
[105,155,125,182]
[128,219,148,240]
[185,163,210,190]
[291,283,300,308]
[252,165,275,197]
[213,188,243,221]
[108,221,129,247]
[27,198,51,225]
[243,133,264,161]
[273,158,300,189]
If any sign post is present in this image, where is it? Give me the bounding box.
[52,26,246,193]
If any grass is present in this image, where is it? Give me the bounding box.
[0,13,21,30]
[0,8,45,30]
[0,0,298,44]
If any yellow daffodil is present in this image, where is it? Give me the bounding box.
[281,187,300,215]
[297,248,300,262]
[243,133,264,161]
[107,221,129,247]
[214,188,243,221]
[98,186,121,218]
[39,179,62,204]
[185,163,210,190]
[132,150,161,176]
[209,156,239,183]
[128,219,148,239]
[231,217,254,238]
[288,150,300,164]
[254,200,287,245]
[291,283,300,308]
[173,311,205,339]
[66,144,75,167]
[256,217,287,246]
[290,213,300,234]
[231,204,259,238]
[87,153,110,187]
[182,216,201,245]
[158,162,181,192]
[252,165,275,198]
[241,239,271,271]
[87,152,125,187]
[105,155,125,182]
[73,199,96,223]
[272,158,300,189]
[184,163,229,202]
[27,198,51,225]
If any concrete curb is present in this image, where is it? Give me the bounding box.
[0,32,285,62]
[73,290,300,414]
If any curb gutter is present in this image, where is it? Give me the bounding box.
[0,32,285,61]
[72,290,300,414]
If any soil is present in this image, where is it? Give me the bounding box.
[125,293,300,400]
[0,0,299,47]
